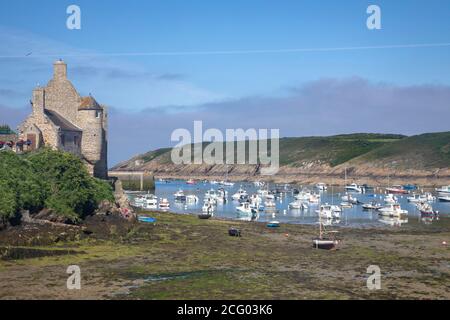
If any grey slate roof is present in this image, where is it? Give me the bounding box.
[44,109,82,132]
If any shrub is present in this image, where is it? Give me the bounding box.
[0,149,114,224]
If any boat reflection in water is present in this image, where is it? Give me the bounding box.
[378,215,408,227]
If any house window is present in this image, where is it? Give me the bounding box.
[61,134,65,146]
[74,135,79,147]
[96,111,101,118]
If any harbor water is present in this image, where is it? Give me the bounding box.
[128,180,450,228]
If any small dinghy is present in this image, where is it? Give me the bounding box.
[312,235,339,250]
[362,202,382,210]
[137,216,156,223]
[266,221,280,228]
[312,202,340,250]
[228,227,241,237]
[198,213,212,220]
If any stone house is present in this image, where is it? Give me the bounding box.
[18,60,108,179]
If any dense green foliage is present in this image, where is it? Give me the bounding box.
[0,124,15,134]
[0,149,114,223]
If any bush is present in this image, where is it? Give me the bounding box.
[0,149,114,224]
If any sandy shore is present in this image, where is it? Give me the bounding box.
[0,212,449,299]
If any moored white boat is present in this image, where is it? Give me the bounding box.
[436,185,450,196]
[185,195,199,203]
[378,204,408,217]
[236,202,257,215]
[438,196,450,202]
[384,194,398,204]
[174,189,186,202]
[341,193,358,204]
[232,187,247,200]
[362,201,382,210]
[315,183,327,191]
[315,204,340,219]
[407,193,435,203]
[416,202,438,215]
[264,199,276,208]
[345,183,363,193]
[386,185,409,194]
[159,198,170,209]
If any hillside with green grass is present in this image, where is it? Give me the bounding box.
[352,131,450,169]
[113,133,409,169]
[111,132,450,185]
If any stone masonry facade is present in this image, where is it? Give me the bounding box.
[18,60,108,179]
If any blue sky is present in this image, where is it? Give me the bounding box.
[1,0,450,165]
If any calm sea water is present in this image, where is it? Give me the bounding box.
[128,180,450,228]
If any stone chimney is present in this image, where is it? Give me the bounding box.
[32,87,45,116]
[53,59,67,80]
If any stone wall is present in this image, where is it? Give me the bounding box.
[44,62,81,124]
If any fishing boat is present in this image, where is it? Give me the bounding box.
[308,193,320,203]
[232,187,248,200]
[220,181,234,187]
[288,199,307,210]
[340,202,353,208]
[436,185,450,196]
[202,201,215,214]
[345,183,363,193]
[384,194,398,204]
[185,195,199,203]
[407,193,435,203]
[438,196,450,202]
[315,204,340,219]
[378,204,408,217]
[385,185,409,194]
[159,198,170,209]
[143,194,158,209]
[362,202,382,210]
[173,189,186,202]
[341,193,359,204]
[264,199,276,208]
[315,183,327,191]
[416,202,438,216]
[236,202,257,215]
[204,189,218,200]
[186,179,196,185]
[134,194,158,209]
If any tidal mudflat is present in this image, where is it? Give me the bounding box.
[0,211,449,299]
